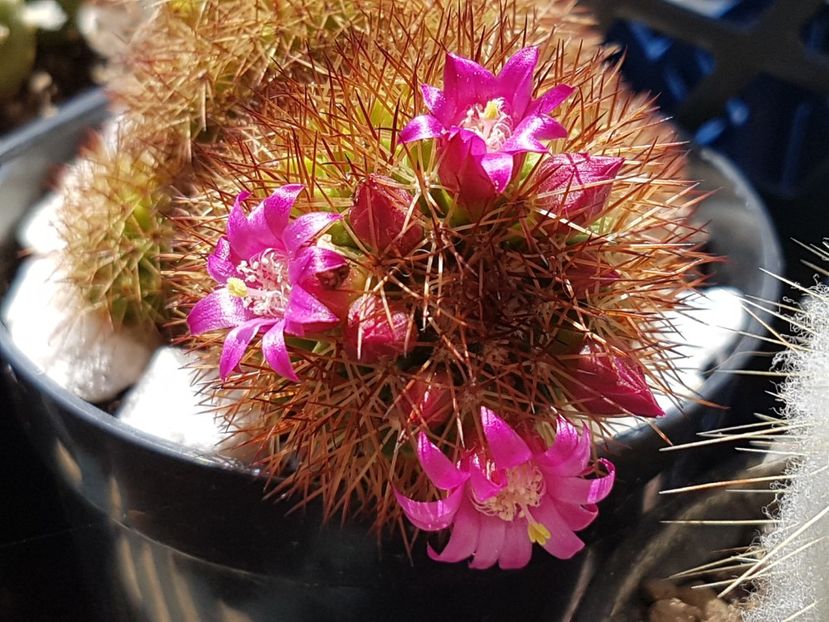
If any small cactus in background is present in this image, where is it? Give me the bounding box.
[159,0,711,565]
[664,244,829,618]
[0,0,36,101]
[58,0,370,331]
[738,280,829,621]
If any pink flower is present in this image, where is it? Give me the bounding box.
[395,408,615,569]
[344,294,413,363]
[187,186,346,381]
[399,47,573,205]
[350,175,424,255]
[537,153,625,228]
[564,343,665,417]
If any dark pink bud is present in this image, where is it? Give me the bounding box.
[398,372,454,428]
[564,344,664,417]
[345,294,413,363]
[350,175,424,254]
[537,153,624,227]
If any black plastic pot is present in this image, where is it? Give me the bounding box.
[573,456,777,621]
[0,91,782,622]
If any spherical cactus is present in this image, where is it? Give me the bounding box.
[165,0,711,566]
[59,0,375,330]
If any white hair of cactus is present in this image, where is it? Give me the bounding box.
[738,283,829,622]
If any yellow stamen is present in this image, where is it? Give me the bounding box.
[482,98,503,121]
[227,277,248,298]
[527,521,551,546]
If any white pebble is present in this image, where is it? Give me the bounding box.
[16,192,65,255]
[2,254,155,402]
[654,286,745,410]
[117,347,253,458]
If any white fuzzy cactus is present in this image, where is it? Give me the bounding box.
[739,283,829,621]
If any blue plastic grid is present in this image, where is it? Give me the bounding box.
[584,0,829,199]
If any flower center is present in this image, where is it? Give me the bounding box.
[228,248,290,317]
[473,464,545,522]
[459,98,513,151]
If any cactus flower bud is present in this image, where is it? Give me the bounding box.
[537,153,624,228]
[345,294,413,363]
[398,372,453,428]
[564,343,664,417]
[350,175,423,255]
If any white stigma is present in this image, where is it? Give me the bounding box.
[232,249,291,317]
[459,98,513,151]
[473,463,546,521]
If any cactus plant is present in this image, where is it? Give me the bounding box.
[663,244,829,619]
[151,0,712,564]
[37,0,720,568]
[0,0,36,101]
[58,0,371,331]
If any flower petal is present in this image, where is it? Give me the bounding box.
[502,115,568,154]
[395,486,465,532]
[537,419,591,476]
[282,212,340,254]
[556,501,599,531]
[467,454,504,502]
[227,192,279,259]
[443,53,496,114]
[496,46,538,118]
[480,407,532,469]
[219,319,270,379]
[399,114,444,144]
[479,152,514,193]
[421,84,454,126]
[545,458,616,505]
[438,130,496,207]
[416,433,469,491]
[469,514,506,569]
[284,286,340,334]
[499,520,533,569]
[289,246,348,292]
[533,497,585,559]
[207,237,240,284]
[262,184,303,242]
[187,288,253,334]
[527,84,574,117]
[261,319,298,382]
[427,499,480,563]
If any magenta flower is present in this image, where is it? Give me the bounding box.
[564,343,665,417]
[399,47,573,204]
[395,408,615,569]
[187,185,347,381]
[537,153,625,227]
